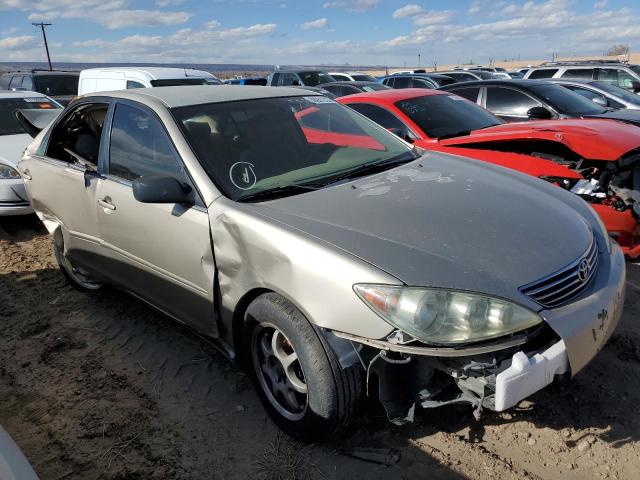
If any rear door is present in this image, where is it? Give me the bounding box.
[95,100,216,334]
[20,101,109,274]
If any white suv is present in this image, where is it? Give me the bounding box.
[524,64,640,93]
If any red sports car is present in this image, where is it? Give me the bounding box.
[338,89,640,257]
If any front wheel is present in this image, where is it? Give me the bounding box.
[244,293,363,442]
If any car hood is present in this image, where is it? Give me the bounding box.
[587,109,640,127]
[438,119,640,160]
[246,151,593,308]
[0,134,32,168]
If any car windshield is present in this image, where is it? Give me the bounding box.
[591,81,640,105]
[474,71,498,80]
[394,94,503,139]
[173,96,416,201]
[361,84,389,92]
[529,84,607,115]
[298,72,336,86]
[33,75,78,96]
[0,97,61,135]
[150,78,221,87]
[351,74,377,82]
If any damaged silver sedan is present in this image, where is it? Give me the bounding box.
[18,86,625,440]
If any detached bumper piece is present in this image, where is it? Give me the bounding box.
[346,326,568,425]
[493,340,568,411]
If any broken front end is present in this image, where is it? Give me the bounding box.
[328,241,626,424]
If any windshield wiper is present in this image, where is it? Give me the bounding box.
[236,182,321,202]
[318,152,418,186]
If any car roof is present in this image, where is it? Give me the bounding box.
[83,85,319,108]
[80,67,212,80]
[321,81,381,86]
[2,70,78,77]
[0,90,49,99]
[441,79,552,89]
[338,88,447,102]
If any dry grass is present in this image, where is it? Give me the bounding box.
[253,432,319,480]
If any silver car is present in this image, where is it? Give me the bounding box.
[18,86,625,440]
[0,91,62,215]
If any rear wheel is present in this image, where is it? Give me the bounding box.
[244,293,363,441]
[53,237,102,292]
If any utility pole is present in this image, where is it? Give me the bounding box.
[418,53,421,68]
[32,22,52,71]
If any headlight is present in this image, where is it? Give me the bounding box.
[0,164,21,180]
[354,284,542,345]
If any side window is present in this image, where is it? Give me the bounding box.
[46,103,109,166]
[109,103,182,182]
[449,87,481,103]
[393,77,410,88]
[566,86,605,103]
[270,73,281,86]
[528,69,558,79]
[349,103,408,132]
[383,77,394,87]
[280,74,296,86]
[126,80,145,89]
[21,76,34,90]
[410,78,434,88]
[485,87,540,116]
[8,76,22,89]
[596,68,636,89]
[561,69,593,79]
[342,85,360,96]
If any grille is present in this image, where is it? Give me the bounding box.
[520,236,599,309]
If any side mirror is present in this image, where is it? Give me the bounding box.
[132,175,193,204]
[527,106,553,120]
[592,96,608,107]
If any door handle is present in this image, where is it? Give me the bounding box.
[22,169,32,180]
[98,198,116,211]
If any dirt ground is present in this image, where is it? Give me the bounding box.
[1,215,640,480]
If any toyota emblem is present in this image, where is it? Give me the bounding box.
[577,259,590,283]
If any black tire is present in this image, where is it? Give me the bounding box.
[243,292,363,442]
[53,234,103,293]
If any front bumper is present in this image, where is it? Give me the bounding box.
[336,241,626,422]
[0,179,33,216]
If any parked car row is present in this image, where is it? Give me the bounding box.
[0,59,636,443]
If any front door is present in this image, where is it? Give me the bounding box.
[95,101,216,335]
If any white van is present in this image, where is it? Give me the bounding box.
[78,67,222,95]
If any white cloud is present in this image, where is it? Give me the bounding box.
[593,0,607,9]
[3,0,192,29]
[100,10,192,29]
[322,0,378,12]
[300,18,328,30]
[0,34,39,49]
[392,4,423,19]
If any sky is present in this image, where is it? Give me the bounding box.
[0,0,639,66]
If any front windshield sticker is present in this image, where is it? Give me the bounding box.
[23,98,45,102]
[304,96,335,104]
[229,162,257,190]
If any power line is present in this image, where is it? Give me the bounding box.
[32,22,52,71]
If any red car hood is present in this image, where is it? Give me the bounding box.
[439,119,640,161]
[425,144,582,179]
